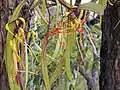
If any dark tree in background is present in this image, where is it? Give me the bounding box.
[100,0,120,90]
[0,0,9,89]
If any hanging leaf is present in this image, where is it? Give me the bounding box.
[98,0,107,8]
[5,0,26,89]
[63,30,76,81]
[50,59,64,85]
[25,42,28,89]
[58,0,72,9]
[10,0,26,22]
[79,2,104,15]
[41,0,46,17]
[35,6,48,24]
[30,0,41,9]
[52,34,62,59]
[41,38,51,90]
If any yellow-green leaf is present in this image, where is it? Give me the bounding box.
[98,0,107,8]
[63,30,75,81]
[79,2,104,15]
[10,0,26,22]
[41,39,50,90]
[35,6,48,24]
[50,59,64,85]
[30,0,41,9]
[5,1,26,89]
[52,34,62,59]
[41,0,46,17]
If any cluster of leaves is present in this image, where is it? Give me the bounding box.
[26,0,103,90]
[4,0,108,90]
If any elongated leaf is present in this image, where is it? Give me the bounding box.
[41,0,46,17]
[50,59,64,85]
[25,42,28,89]
[35,6,48,24]
[52,34,62,59]
[64,30,75,81]
[58,0,72,9]
[5,1,26,89]
[10,0,26,22]
[56,0,59,22]
[41,38,50,90]
[79,2,104,15]
[98,0,107,8]
[30,0,41,9]
[5,23,21,90]
[63,43,72,81]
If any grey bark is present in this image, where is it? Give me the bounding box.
[100,0,120,90]
[0,0,9,90]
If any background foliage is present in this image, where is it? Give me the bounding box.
[4,0,106,90]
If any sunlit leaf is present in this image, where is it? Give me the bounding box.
[98,0,107,8]
[25,42,28,89]
[5,1,26,89]
[64,30,75,81]
[79,2,104,15]
[10,0,26,22]
[30,0,41,9]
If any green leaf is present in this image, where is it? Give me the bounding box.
[35,6,48,24]
[63,30,75,81]
[50,59,64,85]
[98,0,107,8]
[79,2,104,15]
[25,42,28,89]
[63,42,72,81]
[52,34,62,59]
[10,0,26,22]
[30,0,41,9]
[41,0,46,17]
[31,0,48,24]
[5,23,21,90]
[5,1,26,89]
[41,38,51,90]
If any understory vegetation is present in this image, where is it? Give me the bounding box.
[4,0,108,90]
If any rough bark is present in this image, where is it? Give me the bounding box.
[0,0,9,90]
[100,0,120,90]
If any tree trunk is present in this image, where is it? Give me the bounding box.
[100,0,120,90]
[0,0,9,90]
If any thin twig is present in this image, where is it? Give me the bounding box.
[113,20,120,29]
[84,24,99,57]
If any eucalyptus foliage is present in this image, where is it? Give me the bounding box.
[4,0,107,90]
